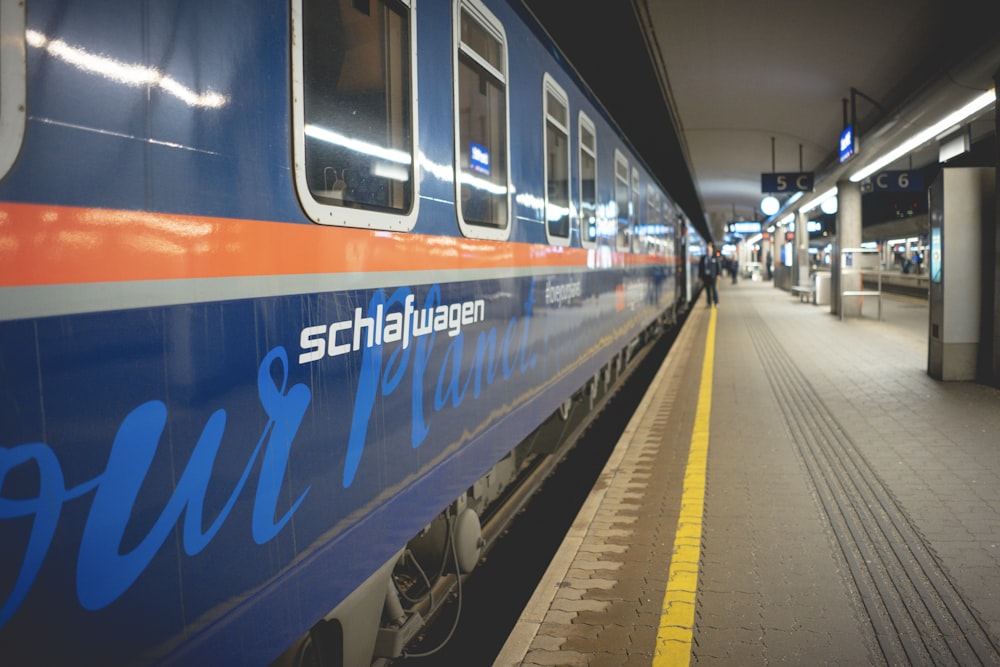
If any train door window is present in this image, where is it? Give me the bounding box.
[661,200,675,259]
[543,75,570,246]
[0,0,26,179]
[614,150,630,251]
[644,188,660,255]
[630,169,640,253]
[578,112,597,248]
[454,0,510,240]
[292,0,418,231]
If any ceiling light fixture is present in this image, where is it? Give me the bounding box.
[760,195,780,216]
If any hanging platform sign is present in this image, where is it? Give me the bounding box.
[869,170,924,192]
[761,172,814,193]
[728,221,762,234]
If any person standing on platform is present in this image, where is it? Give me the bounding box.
[731,256,739,284]
[699,242,722,307]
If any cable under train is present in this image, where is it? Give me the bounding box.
[0,0,706,664]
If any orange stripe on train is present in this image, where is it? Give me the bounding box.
[0,202,674,288]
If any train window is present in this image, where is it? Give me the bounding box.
[614,150,631,251]
[578,112,597,248]
[454,0,510,240]
[292,0,418,231]
[543,75,570,245]
[0,0,26,179]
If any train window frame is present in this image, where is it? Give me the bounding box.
[578,112,597,249]
[614,150,631,251]
[0,0,26,179]
[542,74,570,247]
[291,0,420,232]
[453,0,511,241]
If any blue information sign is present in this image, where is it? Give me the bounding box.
[931,227,942,284]
[728,221,762,234]
[839,125,856,162]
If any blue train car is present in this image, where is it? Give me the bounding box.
[0,0,697,664]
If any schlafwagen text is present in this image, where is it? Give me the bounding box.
[299,294,486,364]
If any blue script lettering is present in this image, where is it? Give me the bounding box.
[0,445,99,626]
[344,281,537,487]
[0,346,310,624]
[343,286,441,486]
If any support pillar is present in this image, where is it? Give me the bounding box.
[794,209,810,287]
[774,223,789,290]
[928,167,994,380]
[981,72,1000,386]
[762,237,772,280]
[832,180,862,317]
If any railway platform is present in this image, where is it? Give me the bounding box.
[494,279,1000,666]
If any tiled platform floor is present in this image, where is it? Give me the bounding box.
[495,279,1000,666]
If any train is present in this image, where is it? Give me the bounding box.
[0,0,706,664]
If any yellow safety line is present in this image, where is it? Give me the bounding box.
[653,307,716,666]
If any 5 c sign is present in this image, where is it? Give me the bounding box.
[761,172,814,193]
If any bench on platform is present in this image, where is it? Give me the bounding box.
[840,290,882,321]
[791,284,815,303]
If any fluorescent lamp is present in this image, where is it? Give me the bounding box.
[800,187,837,214]
[850,89,995,182]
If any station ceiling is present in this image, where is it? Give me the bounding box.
[522,0,1000,243]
